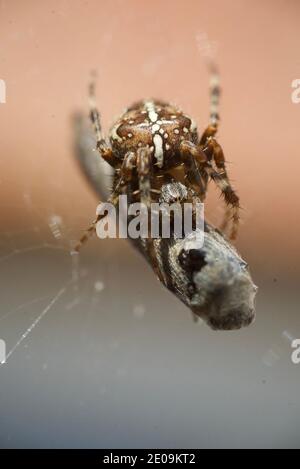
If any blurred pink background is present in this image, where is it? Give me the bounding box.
[0,0,299,273]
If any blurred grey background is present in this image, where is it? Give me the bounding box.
[0,232,299,449]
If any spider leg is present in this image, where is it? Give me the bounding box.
[179,138,239,239]
[219,206,232,232]
[137,147,151,208]
[199,63,221,145]
[196,65,240,239]
[110,151,136,203]
[136,146,166,285]
[212,173,239,240]
[89,80,120,167]
[203,162,240,239]
[179,140,207,199]
[73,211,108,252]
[203,137,240,239]
[205,136,231,232]
[74,152,136,251]
[208,64,221,129]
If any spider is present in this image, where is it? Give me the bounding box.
[75,72,240,283]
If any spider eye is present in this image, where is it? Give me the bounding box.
[178,248,207,273]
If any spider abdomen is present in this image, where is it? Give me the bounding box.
[109,99,198,168]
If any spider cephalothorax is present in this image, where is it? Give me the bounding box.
[76,75,240,286]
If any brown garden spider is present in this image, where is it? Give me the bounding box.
[75,72,240,283]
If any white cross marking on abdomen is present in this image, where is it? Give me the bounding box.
[144,100,164,167]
